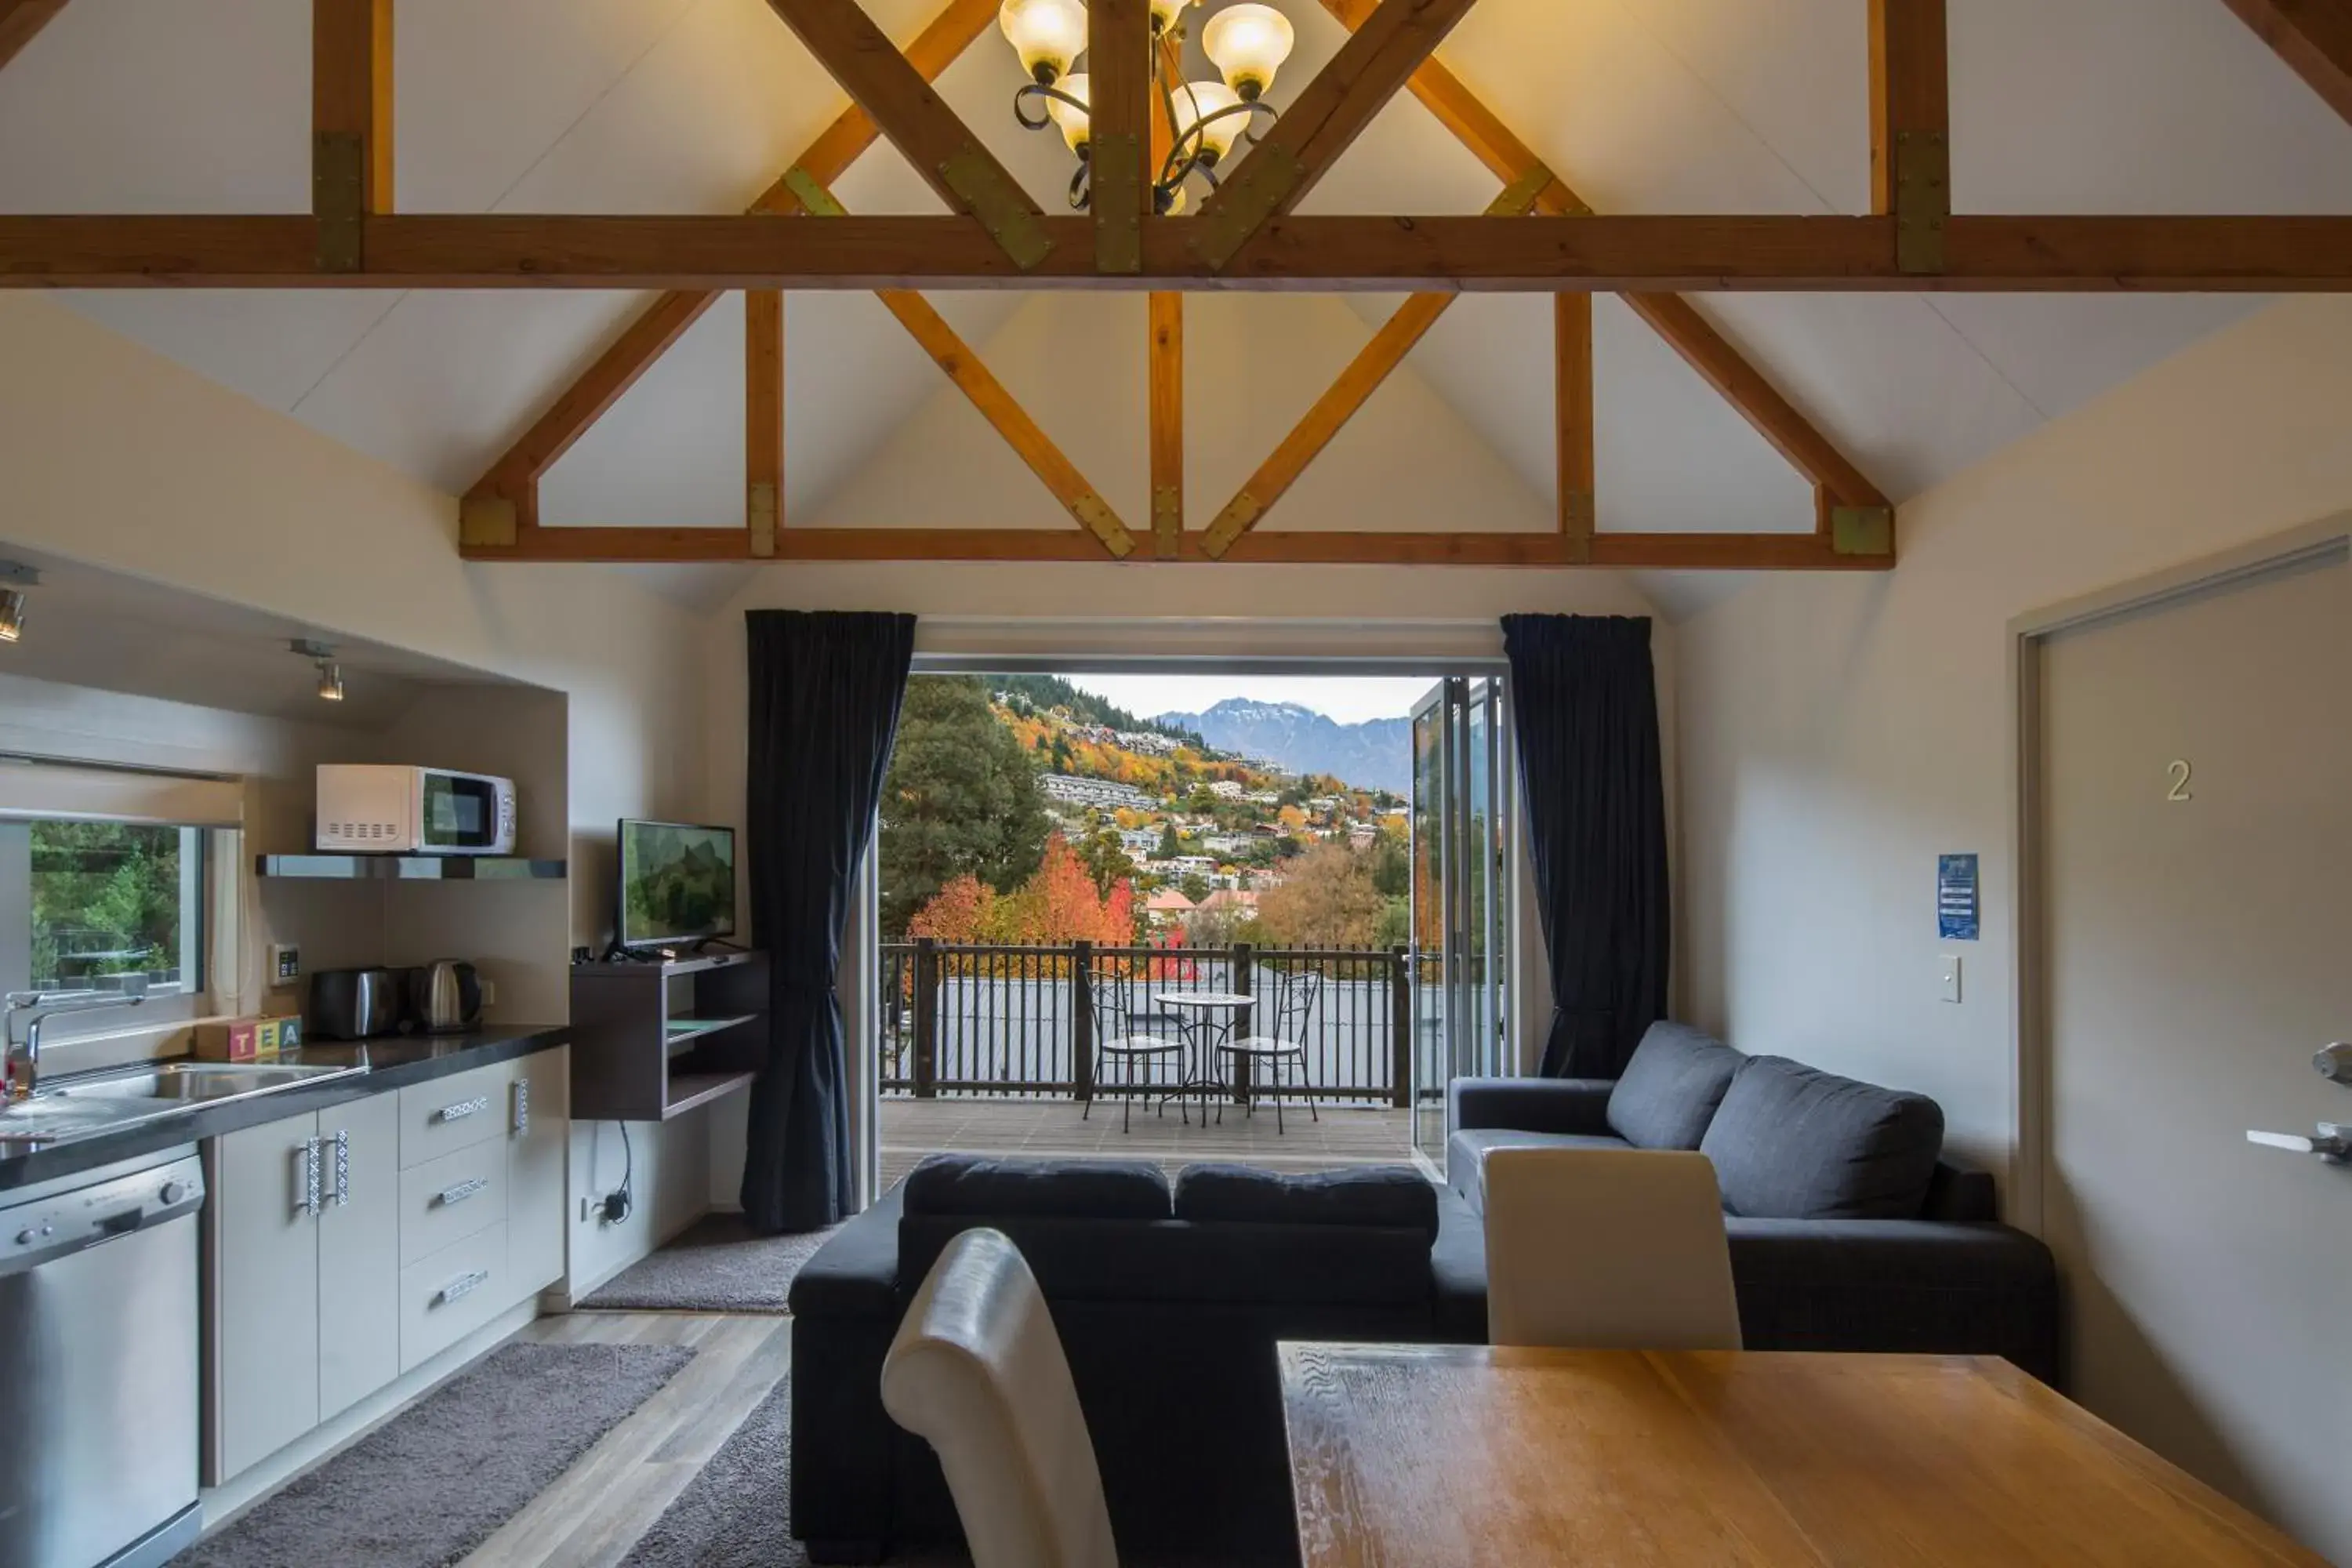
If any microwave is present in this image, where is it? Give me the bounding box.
[316,764,517,855]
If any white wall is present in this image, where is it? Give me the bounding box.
[0,293,715,1289]
[1675,295,2352,1177]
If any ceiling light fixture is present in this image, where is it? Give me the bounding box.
[292,638,345,702]
[1004,0,1292,214]
[0,561,37,644]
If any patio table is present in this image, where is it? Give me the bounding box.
[1153,990,1254,1124]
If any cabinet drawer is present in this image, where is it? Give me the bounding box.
[397,1140,506,1266]
[398,1063,510,1168]
[400,1222,509,1374]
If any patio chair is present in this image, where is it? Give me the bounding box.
[1219,967,1322,1134]
[1084,971,1186,1133]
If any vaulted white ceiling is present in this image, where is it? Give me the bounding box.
[3,0,2349,616]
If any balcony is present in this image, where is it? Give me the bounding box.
[877,941,1421,1184]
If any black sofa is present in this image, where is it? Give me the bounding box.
[789,1024,2057,1565]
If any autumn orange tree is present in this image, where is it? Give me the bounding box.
[1256,840,1391,951]
[909,833,1138,956]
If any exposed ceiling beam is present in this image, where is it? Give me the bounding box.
[311,0,392,277]
[746,289,782,558]
[13,213,2352,291]
[1555,292,1593,562]
[457,0,996,521]
[1088,0,1152,274]
[1313,0,1886,508]
[462,522,1884,569]
[1871,0,1949,274]
[760,0,1051,270]
[0,0,68,75]
[1191,0,1481,270]
[1149,292,1183,557]
[1200,174,1545,557]
[2220,0,2352,125]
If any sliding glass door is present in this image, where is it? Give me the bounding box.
[1409,677,1512,1166]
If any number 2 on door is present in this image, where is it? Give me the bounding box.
[2166,759,2193,802]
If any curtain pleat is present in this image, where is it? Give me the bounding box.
[1501,614,1671,1080]
[739,609,916,1232]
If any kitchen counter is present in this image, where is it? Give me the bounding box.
[0,1024,569,1192]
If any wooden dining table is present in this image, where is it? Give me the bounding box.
[1279,1342,2325,1567]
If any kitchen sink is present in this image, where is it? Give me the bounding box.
[0,1059,368,1145]
[53,1061,359,1103]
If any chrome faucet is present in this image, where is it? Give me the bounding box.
[2,978,148,1102]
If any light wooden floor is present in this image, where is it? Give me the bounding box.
[459,1312,791,1568]
[880,1095,1416,1189]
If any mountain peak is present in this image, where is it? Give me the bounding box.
[1152,700,1409,795]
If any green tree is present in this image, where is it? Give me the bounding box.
[1156,822,1181,858]
[877,676,1049,937]
[1367,832,1410,898]
[28,822,185,988]
[1049,734,1074,773]
[1077,826,1138,899]
[1178,872,1211,905]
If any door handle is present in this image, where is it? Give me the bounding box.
[2247,1123,2350,1165]
[435,1095,490,1124]
[332,1129,350,1207]
[295,1137,323,1218]
[510,1078,529,1136]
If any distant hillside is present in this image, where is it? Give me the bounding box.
[993,674,1205,748]
[1155,699,1412,796]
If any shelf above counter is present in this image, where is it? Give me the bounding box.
[254,855,568,881]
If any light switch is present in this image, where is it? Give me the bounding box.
[268,943,302,985]
[1940,953,1963,1004]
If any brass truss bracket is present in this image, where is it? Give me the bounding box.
[1068,492,1138,558]
[748,481,778,558]
[1831,503,1896,557]
[1152,485,1182,557]
[459,492,518,549]
[1200,492,1265,558]
[1490,165,1555,217]
[1188,144,1304,271]
[781,166,848,218]
[938,148,1054,270]
[314,132,365,274]
[1092,132,1145,275]
[1893,130,1949,275]
[1562,489,1595,563]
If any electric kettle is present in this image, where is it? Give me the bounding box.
[405,960,482,1034]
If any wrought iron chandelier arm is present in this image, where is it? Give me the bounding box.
[1157,99,1277,191]
[1014,80,1092,132]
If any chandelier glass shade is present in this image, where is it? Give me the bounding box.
[1004,0,1294,214]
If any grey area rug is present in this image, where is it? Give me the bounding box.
[620,1373,1227,1568]
[579,1211,840,1313]
[174,1341,692,1568]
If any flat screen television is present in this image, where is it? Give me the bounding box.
[617,819,738,949]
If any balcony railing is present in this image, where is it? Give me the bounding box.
[879,941,1412,1107]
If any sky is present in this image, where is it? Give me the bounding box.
[1065,674,1436,727]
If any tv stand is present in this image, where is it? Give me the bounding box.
[570,951,766,1121]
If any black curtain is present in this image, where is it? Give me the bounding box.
[1501,614,1670,1080]
[740,609,916,1233]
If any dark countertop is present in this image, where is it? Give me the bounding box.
[0,1024,569,1192]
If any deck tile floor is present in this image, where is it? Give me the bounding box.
[879,1097,1417,1189]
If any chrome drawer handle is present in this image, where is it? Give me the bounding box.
[510,1079,529,1136]
[436,1095,490,1124]
[434,1269,490,1307]
[435,1177,491,1208]
[332,1129,350,1207]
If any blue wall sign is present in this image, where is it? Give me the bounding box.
[1938,854,1980,942]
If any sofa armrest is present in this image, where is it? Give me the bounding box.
[1726,1218,2061,1386]
[1449,1076,1615,1136]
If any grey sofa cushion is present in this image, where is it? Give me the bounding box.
[1445,1127,1631,1214]
[1174,1163,1439,1238]
[901,1154,1171,1220]
[1605,1022,1744,1149]
[1700,1057,1944,1220]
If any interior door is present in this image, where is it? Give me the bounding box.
[2038,543,2351,1561]
[1410,677,1512,1165]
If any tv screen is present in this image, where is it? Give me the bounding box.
[618,820,737,947]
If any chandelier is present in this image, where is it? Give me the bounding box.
[998,0,1297,214]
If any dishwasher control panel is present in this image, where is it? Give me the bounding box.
[1,1152,205,1276]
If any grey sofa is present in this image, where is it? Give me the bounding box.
[1437,1022,2057,1374]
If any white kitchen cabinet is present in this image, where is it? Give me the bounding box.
[204,1047,571,1483]
[505,1046,568,1300]
[207,1114,323,1483]
[317,1091,401,1421]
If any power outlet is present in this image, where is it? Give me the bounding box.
[479,977,498,1007]
[1940,953,1963,1004]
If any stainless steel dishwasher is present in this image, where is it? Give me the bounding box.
[0,1145,206,1568]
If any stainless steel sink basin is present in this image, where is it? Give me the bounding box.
[55,1061,358,1103]
[0,1058,368,1145]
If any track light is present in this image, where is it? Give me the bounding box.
[292,638,344,702]
[0,562,36,644]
